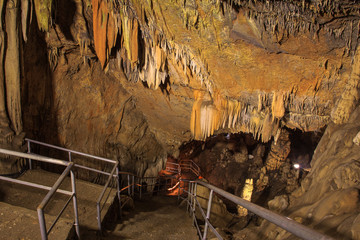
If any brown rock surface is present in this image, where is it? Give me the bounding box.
[238,106,360,239]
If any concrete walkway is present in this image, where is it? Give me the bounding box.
[85,195,199,240]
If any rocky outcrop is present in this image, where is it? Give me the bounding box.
[236,106,360,239]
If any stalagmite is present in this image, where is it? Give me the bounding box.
[237,179,253,217]
[265,129,290,171]
[5,0,23,135]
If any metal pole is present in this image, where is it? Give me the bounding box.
[27,140,32,170]
[116,167,121,218]
[96,202,102,232]
[193,183,197,217]
[127,175,131,195]
[189,182,194,215]
[37,208,48,240]
[70,169,80,239]
[132,175,135,197]
[140,178,142,199]
[177,179,181,202]
[187,182,192,213]
[203,189,214,240]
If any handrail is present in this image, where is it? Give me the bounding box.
[25,138,116,164]
[0,148,69,166]
[180,159,200,177]
[165,162,181,174]
[179,179,334,240]
[96,162,119,230]
[0,148,80,240]
[37,163,74,239]
[25,138,121,232]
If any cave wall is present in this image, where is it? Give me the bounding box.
[22,30,167,176]
[234,106,360,240]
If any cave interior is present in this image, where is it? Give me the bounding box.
[0,0,359,239]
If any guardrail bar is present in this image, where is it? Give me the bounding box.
[25,138,116,164]
[0,148,69,166]
[195,180,333,240]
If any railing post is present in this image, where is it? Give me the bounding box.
[186,182,192,213]
[116,167,122,218]
[177,179,181,202]
[127,174,131,195]
[203,189,214,240]
[193,182,197,217]
[132,175,135,197]
[139,177,142,199]
[27,140,32,170]
[190,182,194,213]
[70,169,81,239]
[37,208,48,240]
[96,202,102,232]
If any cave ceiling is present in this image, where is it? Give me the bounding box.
[23,0,360,155]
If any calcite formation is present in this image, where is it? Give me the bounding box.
[237,178,254,216]
[0,3,358,238]
[76,0,359,145]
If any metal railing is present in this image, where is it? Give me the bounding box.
[179,159,200,177]
[25,138,120,232]
[178,179,334,240]
[165,162,181,175]
[0,148,80,240]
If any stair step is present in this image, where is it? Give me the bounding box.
[0,168,118,232]
[0,201,74,240]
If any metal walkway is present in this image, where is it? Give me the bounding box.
[0,139,334,240]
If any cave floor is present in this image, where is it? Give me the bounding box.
[85,195,199,240]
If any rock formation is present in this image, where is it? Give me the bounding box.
[0,0,359,237]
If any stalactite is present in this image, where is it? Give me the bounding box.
[129,18,138,65]
[271,91,285,120]
[33,0,52,32]
[0,0,13,143]
[5,0,22,135]
[92,0,117,68]
[190,90,286,142]
[21,0,30,42]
